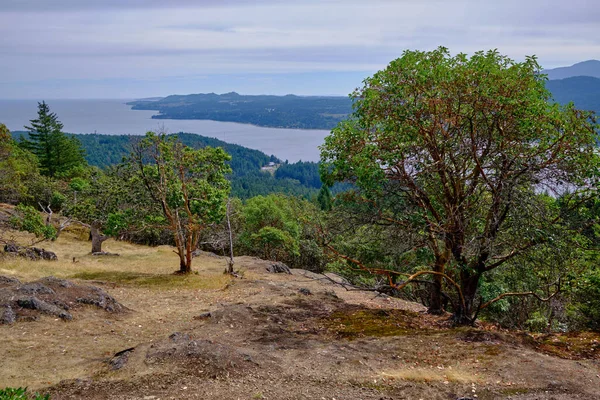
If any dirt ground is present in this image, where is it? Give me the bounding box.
[1,231,599,400]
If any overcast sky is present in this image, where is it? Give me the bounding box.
[1,0,598,99]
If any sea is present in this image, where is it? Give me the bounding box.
[0,99,330,162]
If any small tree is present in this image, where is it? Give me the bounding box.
[21,101,85,178]
[321,47,599,324]
[64,168,133,253]
[127,132,231,273]
[0,124,40,204]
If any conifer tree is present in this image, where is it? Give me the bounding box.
[22,101,85,177]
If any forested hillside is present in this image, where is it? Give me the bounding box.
[11,130,325,199]
[546,76,600,114]
[127,92,352,129]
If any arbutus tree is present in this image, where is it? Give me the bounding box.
[320,47,599,324]
[127,132,231,274]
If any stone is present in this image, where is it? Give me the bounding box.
[1,305,16,324]
[266,262,291,274]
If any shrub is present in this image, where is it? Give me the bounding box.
[0,387,50,400]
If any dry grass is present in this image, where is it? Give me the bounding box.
[1,230,230,290]
[0,229,233,389]
[381,368,477,383]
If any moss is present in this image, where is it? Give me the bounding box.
[325,308,424,339]
[70,270,231,290]
[532,331,600,360]
[501,387,533,396]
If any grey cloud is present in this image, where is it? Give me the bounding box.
[1,0,599,98]
[0,0,281,12]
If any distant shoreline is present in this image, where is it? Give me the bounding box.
[145,112,335,132]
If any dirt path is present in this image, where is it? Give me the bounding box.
[1,243,600,399]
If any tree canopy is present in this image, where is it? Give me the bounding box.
[20,101,86,178]
[321,47,600,324]
[127,132,232,273]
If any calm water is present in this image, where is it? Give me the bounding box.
[0,99,330,162]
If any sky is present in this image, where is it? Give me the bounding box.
[0,0,598,99]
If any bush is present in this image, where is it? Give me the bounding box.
[570,268,600,331]
[0,387,49,400]
[9,205,56,240]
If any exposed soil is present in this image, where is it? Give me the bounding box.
[1,245,599,400]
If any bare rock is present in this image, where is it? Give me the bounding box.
[0,276,125,324]
[3,244,57,261]
[169,332,191,342]
[109,347,135,370]
[16,297,72,320]
[76,286,124,312]
[39,276,73,288]
[0,276,20,286]
[1,305,16,324]
[194,312,212,320]
[266,262,291,274]
[17,282,55,295]
[192,249,222,258]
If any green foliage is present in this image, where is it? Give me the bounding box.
[15,131,328,200]
[274,161,321,188]
[67,168,133,227]
[126,132,231,272]
[321,47,600,323]
[19,102,86,178]
[238,194,325,270]
[0,387,49,400]
[317,186,333,211]
[570,268,600,330]
[0,124,40,204]
[9,205,56,240]
[251,226,299,261]
[68,177,89,193]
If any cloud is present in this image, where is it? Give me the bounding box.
[1,0,598,98]
[0,0,275,12]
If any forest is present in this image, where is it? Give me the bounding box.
[11,130,327,200]
[127,92,354,129]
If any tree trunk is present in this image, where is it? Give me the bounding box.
[455,271,481,325]
[428,276,444,315]
[428,256,447,315]
[90,224,109,253]
[179,258,191,274]
[225,199,234,274]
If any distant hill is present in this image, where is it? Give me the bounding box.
[127,92,352,130]
[543,60,600,80]
[546,76,600,113]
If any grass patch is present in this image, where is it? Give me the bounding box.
[1,227,231,290]
[326,308,424,339]
[381,368,475,383]
[70,270,231,290]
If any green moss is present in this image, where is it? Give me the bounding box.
[326,308,423,339]
[501,387,533,396]
[70,271,230,290]
[534,331,600,359]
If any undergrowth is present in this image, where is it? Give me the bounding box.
[0,387,49,400]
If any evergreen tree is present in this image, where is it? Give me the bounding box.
[317,186,333,211]
[22,101,86,177]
